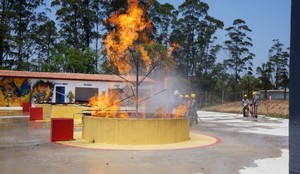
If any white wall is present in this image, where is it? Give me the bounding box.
[29,79,153,103]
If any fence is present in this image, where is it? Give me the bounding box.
[197,90,289,108]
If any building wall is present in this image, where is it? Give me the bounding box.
[29,79,114,103]
[259,90,289,100]
[0,76,153,106]
[0,77,31,106]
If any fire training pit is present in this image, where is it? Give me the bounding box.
[82,113,190,145]
[81,0,191,145]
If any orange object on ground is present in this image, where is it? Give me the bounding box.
[30,107,43,120]
[22,102,31,112]
[51,118,74,142]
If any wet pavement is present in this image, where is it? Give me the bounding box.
[0,109,288,174]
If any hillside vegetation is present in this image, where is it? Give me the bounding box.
[203,99,289,119]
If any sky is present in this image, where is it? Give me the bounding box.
[45,0,291,72]
[159,0,291,72]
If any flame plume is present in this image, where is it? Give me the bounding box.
[89,90,128,118]
[89,0,186,118]
[104,0,151,75]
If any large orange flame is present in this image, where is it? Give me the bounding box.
[174,104,188,118]
[104,0,151,75]
[90,0,181,118]
[136,45,152,71]
[168,42,180,57]
[89,90,128,118]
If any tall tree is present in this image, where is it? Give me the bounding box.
[224,19,255,100]
[0,0,46,70]
[268,39,290,90]
[51,0,100,50]
[0,0,11,67]
[31,19,58,72]
[197,16,223,76]
[149,1,178,47]
[175,0,209,77]
[47,42,98,73]
[240,74,260,96]
[256,62,274,99]
[91,0,106,67]
[170,0,223,93]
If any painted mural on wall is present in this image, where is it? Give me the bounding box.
[32,80,54,103]
[0,78,55,106]
[0,77,31,106]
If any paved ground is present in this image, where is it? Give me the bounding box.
[0,109,288,174]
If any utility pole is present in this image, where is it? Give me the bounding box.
[290,1,300,173]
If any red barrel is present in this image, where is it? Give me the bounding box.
[50,118,74,142]
[22,102,31,112]
[29,107,43,120]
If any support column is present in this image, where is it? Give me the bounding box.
[290,0,300,173]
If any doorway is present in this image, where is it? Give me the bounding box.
[56,86,65,103]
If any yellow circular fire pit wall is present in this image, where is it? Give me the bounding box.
[82,116,190,145]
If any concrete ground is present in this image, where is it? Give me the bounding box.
[0,109,288,174]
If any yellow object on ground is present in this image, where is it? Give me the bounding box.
[36,104,52,119]
[82,116,190,145]
[50,105,90,125]
[56,132,220,150]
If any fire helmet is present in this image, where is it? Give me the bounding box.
[191,93,196,98]
[173,90,180,95]
[185,95,189,98]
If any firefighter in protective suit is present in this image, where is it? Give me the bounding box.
[171,90,181,113]
[184,95,190,117]
[242,94,249,117]
[190,93,198,125]
[250,92,259,118]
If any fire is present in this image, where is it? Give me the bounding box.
[88,90,128,118]
[91,0,182,119]
[153,106,169,118]
[168,42,180,57]
[104,0,151,75]
[137,45,152,71]
[174,104,188,118]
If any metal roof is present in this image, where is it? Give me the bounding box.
[0,70,154,83]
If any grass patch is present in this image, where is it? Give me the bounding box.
[203,100,289,119]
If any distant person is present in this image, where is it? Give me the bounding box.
[250,92,259,118]
[171,90,181,113]
[190,93,198,125]
[184,95,190,117]
[242,94,249,117]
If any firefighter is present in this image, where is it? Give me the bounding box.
[184,95,190,117]
[190,93,198,125]
[250,92,259,118]
[171,90,181,113]
[242,94,249,117]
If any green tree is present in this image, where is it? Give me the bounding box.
[197,16,223,76]
[149,1,178,46]
[239,74,260,97]
[31,20,58,72]
[172,0,209,77]
[0,0,11,67]
[224,19,255,100]
[92,0,107,60]
[170,0,223,93]
[256,62,274,99]
[48,42,98,73]
[268,39,289,90]
[0,0,46,70]
[51,0,100,50]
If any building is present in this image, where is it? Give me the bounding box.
[0,70,154,107]
[259,90,289,100]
